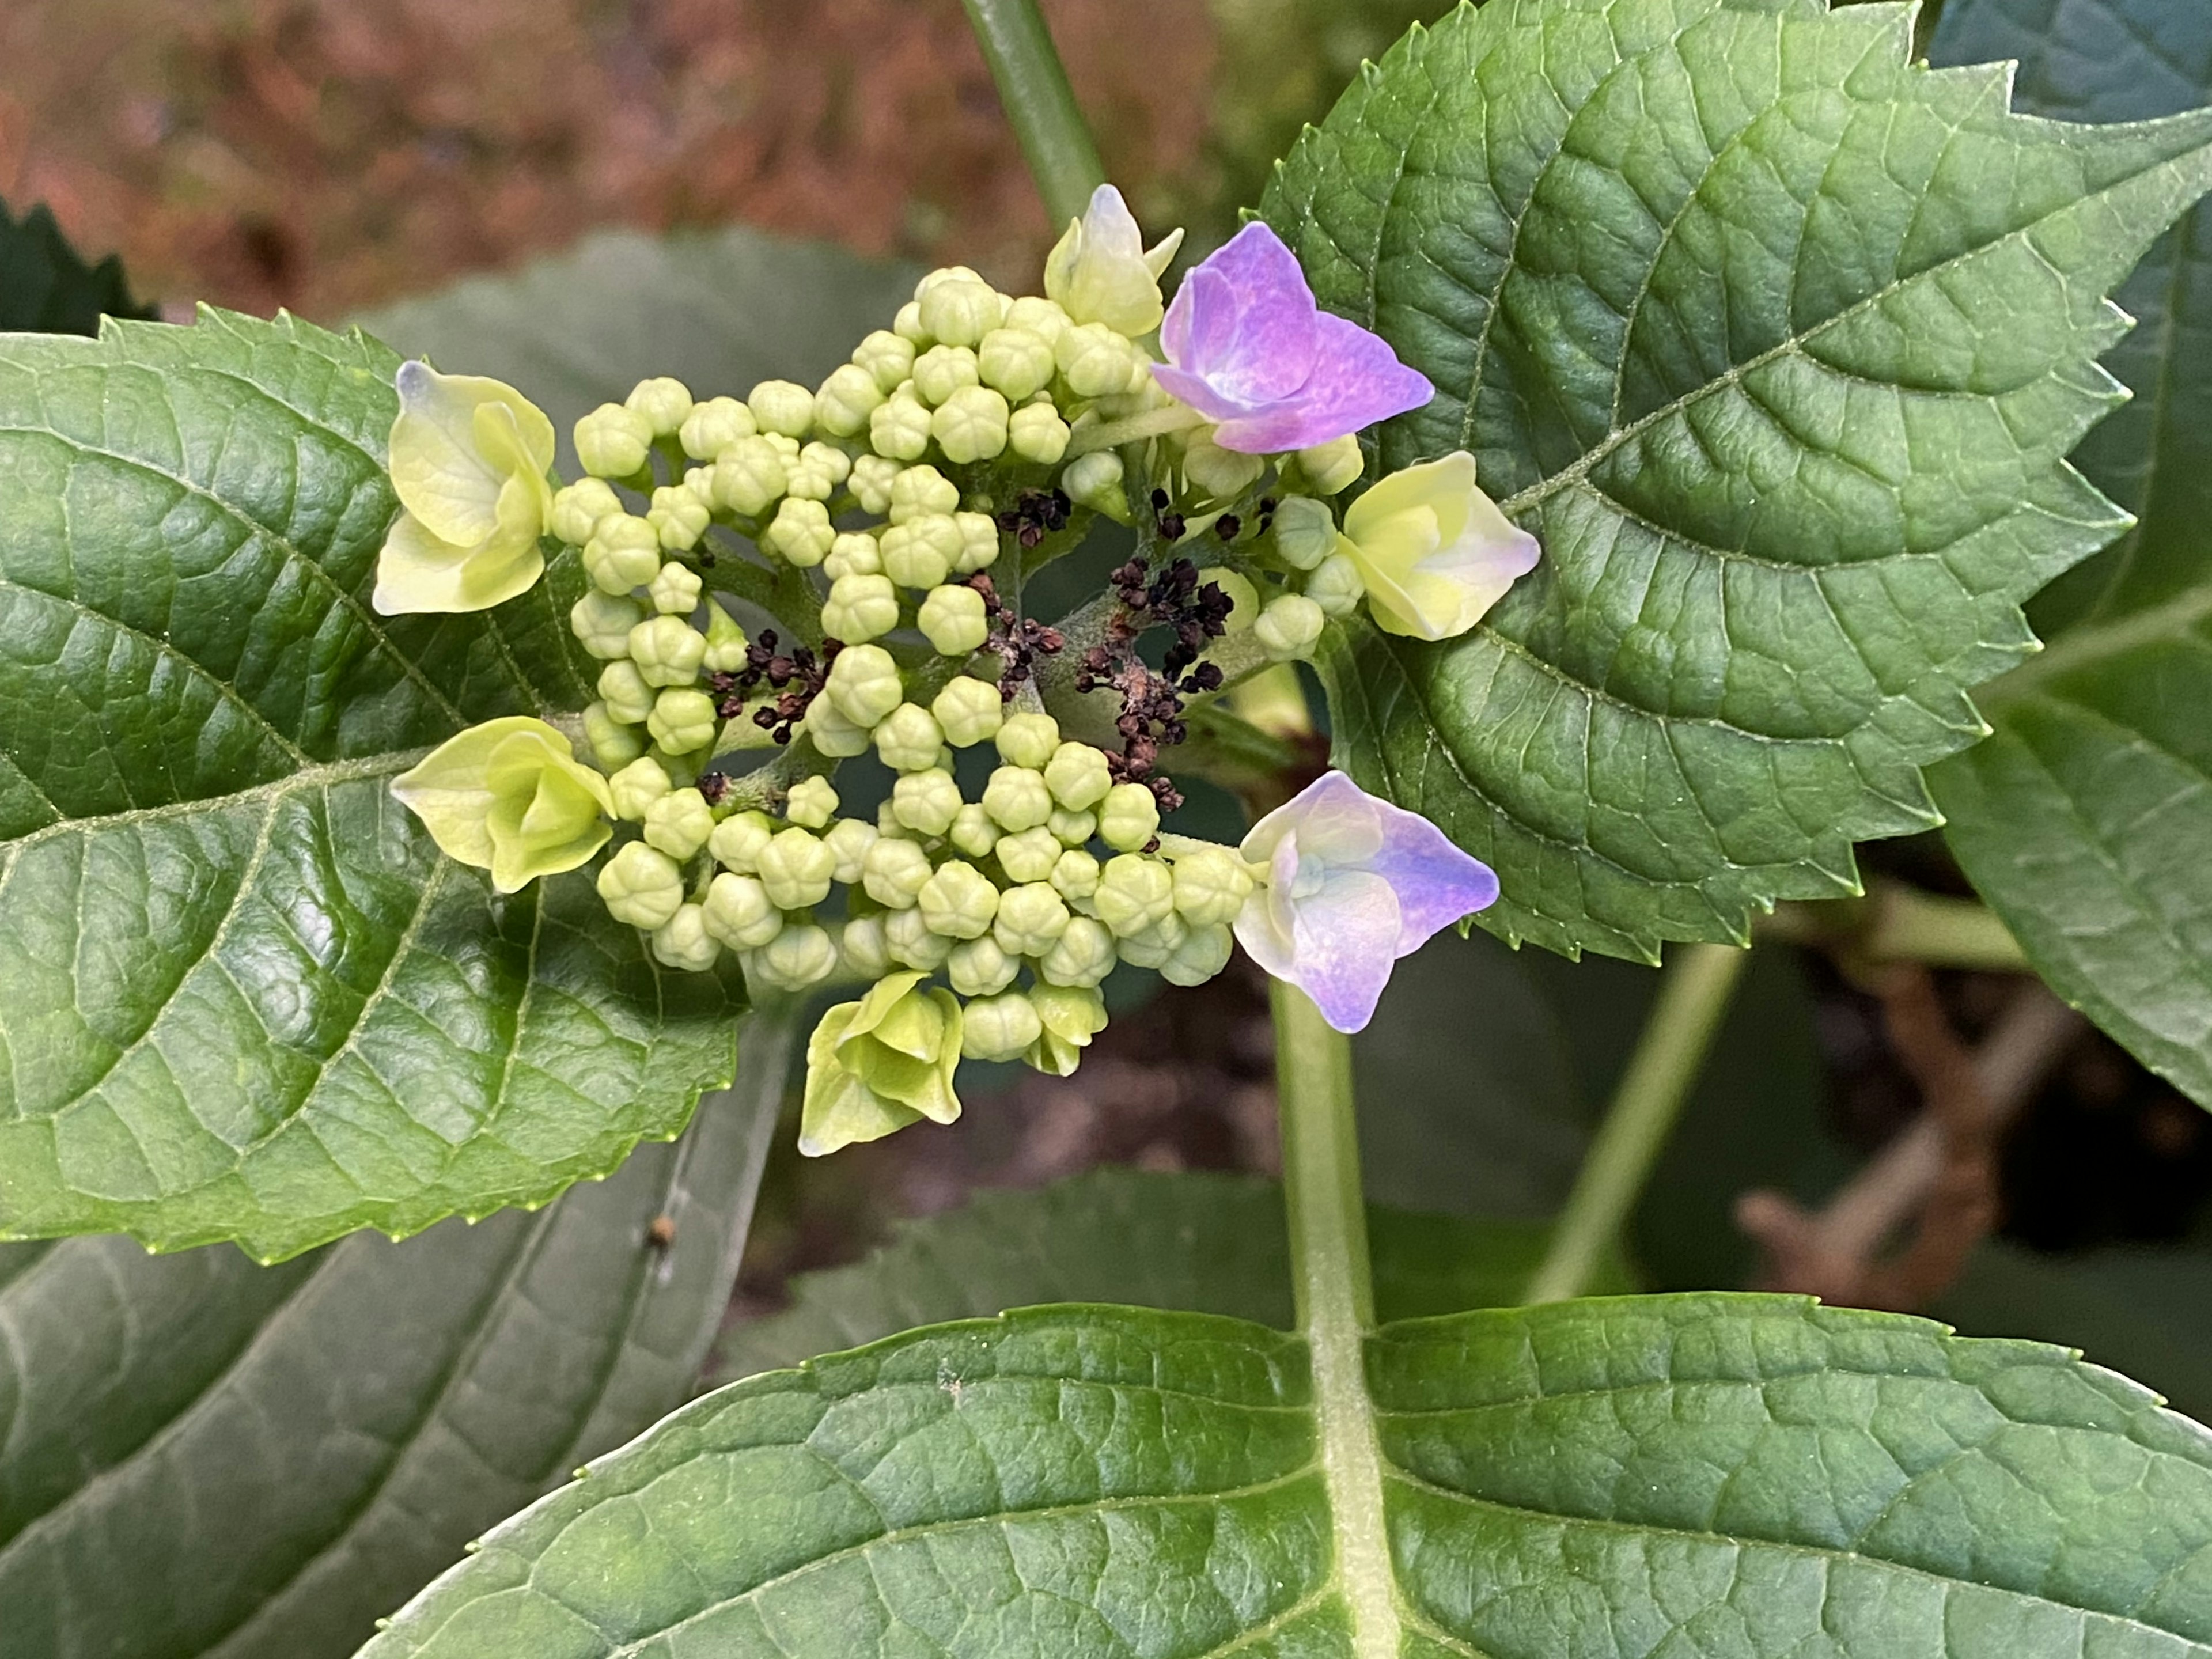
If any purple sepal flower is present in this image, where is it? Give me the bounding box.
[1153,222,1433,455]
[1233,771,1499,1034]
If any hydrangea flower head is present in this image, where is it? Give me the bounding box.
[1153,222,1432,455]
[1341,451,1540,640]
[1234,771,1498,1033]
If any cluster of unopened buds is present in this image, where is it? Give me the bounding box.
[373,185,1537,1156]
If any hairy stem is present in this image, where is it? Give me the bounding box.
[1525,942,1751,1304]
[959,0,1105,226]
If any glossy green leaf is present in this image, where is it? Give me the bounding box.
[1263,0,2212,961]
[0,196,156,335]
[0,1009,794,1659]
[363,1293,2212,1656]
[1925,0,2212,1107]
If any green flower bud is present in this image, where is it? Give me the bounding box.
[679,395,757,460]
[1297,434,1366,495]
[821,573,902,643]
[584,702,645,770]
[648,687,719,753]
[784,775,839,828]
[891,768,964,838]
[993,881,1070,958]
[863,835,934,909]
[788,441,852,503]
[1055,323,1137,399]
[947,802,999,859]
[1006,402,1071,464]
[931,675,1005,748]
[918,859,998,940]
[584,514,661,595]
[847,454,901,514]
[571,590,643,659]
[607,755,671,820]
[982,764,1052,833]
[628,615,706,687]
[813,363,885,437]
[911,344,980,407]
[1098,782,1160,851]
[889,464,960,524]
[598,840,685,929]
[1169,844,1254,927]
[1196,566,1258,633]
[960,990,1042,1062]
[798,972,963,1156]
[995,825,1060,885]
[802,692,873,757]
[870,388,933,461]
[550,478,622,546]
[1061,450,1130,522]
[711,436,789,517]
[1271,495,1336,571]
[823,816,880,884]
[824,531,883,582]
[391,715,616,892]
[952,512,1001,574]
[976,327,1056,402]
[1050,847,1101,902]
[763,497,835,567]
[837,914,892,979]
[1094,853,1175,938]
[1048,806,1096,846]
[850,328,916,393]
[626,376,694,437]
[643,786,715,859]
[709,809,774,873]
[1041,740,1112,811]
[753,921,839,993]
[1005,294,1072,347]
[892,300,930,344]
[748,379,816,440]
[1161,921,1234,987]
[917,584,988,656]
[883,904,953,971]
[880,516,959,589]
[1113,907,1188,969]
[1025,982,1109,1076]
[1255,593,1326,662]
[824,644,905,729]
[1038,915,1118,987]
[873,702,946,773]
[598,660,657,726]
[649,562,704,617]
[703,871,783,949]
[931,385,1010,464]
[757,826,837,910]
[688,603,741,677]
[575,403,653,479]
[650,902,721,972]
[1304,551,1366,618]
[948,935,1020,998]
[994,711,1061,770]
[918,277,1003,349]
[1185,426,1264,499]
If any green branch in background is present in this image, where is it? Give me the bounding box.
[959,0,1107,225]
[1762,882,2029,972]
[1526,942,1752,1304]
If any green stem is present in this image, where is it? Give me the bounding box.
[1524,942,1751,1304]
[959,0,1107,225]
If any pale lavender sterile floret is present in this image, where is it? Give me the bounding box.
[1152,222,1433,454]
[1233,770,1498,1033]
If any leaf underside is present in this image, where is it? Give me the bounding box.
[1264,0,2212,961]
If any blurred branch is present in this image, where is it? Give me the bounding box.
[960,0,1107,226]
[1762,881,2028,973]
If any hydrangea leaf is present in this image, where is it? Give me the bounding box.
[1263,0,2212,960]
[1925,0,2212,1107]
[360,1294,2212,1657]
[0,1010,794,1659]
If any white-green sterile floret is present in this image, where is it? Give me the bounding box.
[1196,567,1257,632]
[763,497,835,567]
[1038,915,1116,987]
[853,328,917,392]
[891,768,964,838]
[949,935,1020,998]
[783,775,838,829]
[584,703,645,770]
[572,591,643,659]
[748,379,816,440]
[757,827,836,910]
[1255,593,1326,662]
[608,755,671,820]
[993,882,1070,958]
[931,386,1009,464]
[626,376,694,437]
[649,560,703,615]
[1297,435,1365,495]
[837,914,891,979]
[1027,982,1109,1076]
[824,531,883,582]
[599,841,685,929]
[918,275,1003,348]
[943,803,995,859]
[703,871,783,949]
[911,344,980,407]
[1055,323,1137,399]
[982,765,1052,833]
[649,688,719,753]
[710,809,774,874]
[1005,294,1071,346]
[1048,807,1096,846]
[977,327,1056,401]
[1271,495,1336,570]
[1097,781,1161,853]
[888,464,959,524]
[931,675,1005,748]
[873,703,946,773]
[918,860,998,940]
[1094,853,1175,938]
[1161,922,1234,987]
[551,478,622,545]
[822,817,878,884]
[961,990,1041,1062]
[824,644,904,728]
[1183,426,1263,498]
[575,403,653,479]
[994,711,1060,770]
[862,835,935,909]
[821,573,901,643]
[869,390,932,461]
[652,903,721,972]
[880,516,960,588]
[884,904,953,971]
[994,825,1061,885]
[847,454,901,515]
[599,661,657,726]
[1007,402,1070,464]
[918,584,988,655]
[1304,552,1366,618]
[585,514,661,594]
[1062,451,1128,521]
[711,436,788,517]
[1113,908,1188,969]
[643,787,715,859]
[952,511,1001,574]
[1042,741,1112,812]
[629,615,706,687]
[1169,844,1254,927]
[701,599,747,673]
[679,395,756,460]
[813,363,885,437]
[1051,847,1100,902]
